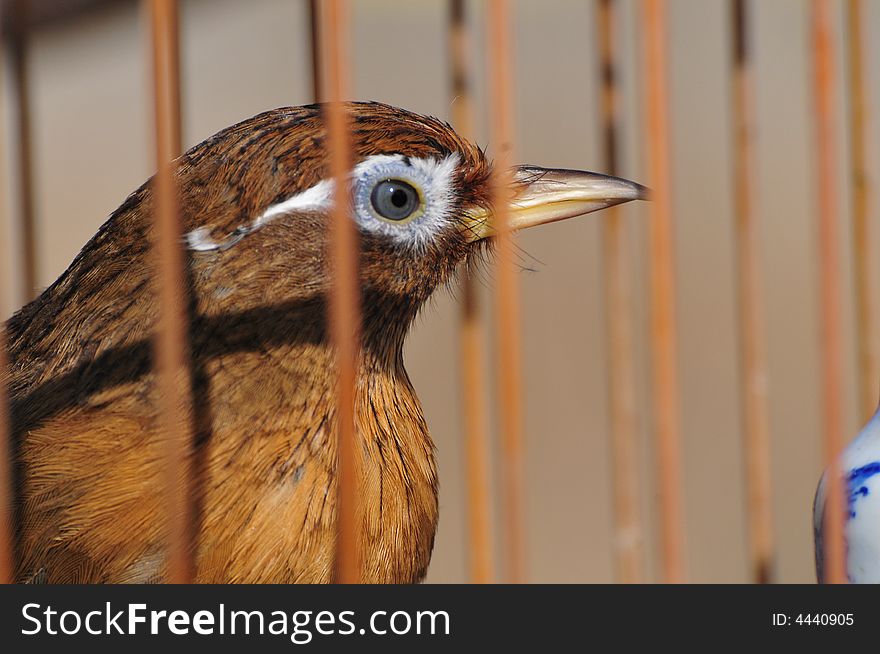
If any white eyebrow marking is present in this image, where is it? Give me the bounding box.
[185,152,460,252]
[185,178,335,252]
[186,226,241,252]
[252,178,335,228]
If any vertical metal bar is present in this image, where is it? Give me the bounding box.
[730,0,775,584]
[322,0,361,584]
[846,0,878,419]
[596,0,643,584]
[641,0,686,583]
[0,318,10,584]
[9,0,37,301]
[449,0,475,140]
[308,0,322,105]
[147,0,194,584]
[812,0,847,585]
[449,0,494,584]
[487,0,526,584]
[0,14,12,582]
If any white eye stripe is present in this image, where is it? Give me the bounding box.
[185,153,458,252]
[185,179,335,252]
[252,179,335,228]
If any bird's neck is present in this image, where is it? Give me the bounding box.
[358,291,423,365]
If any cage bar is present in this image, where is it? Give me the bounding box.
[9,0,37,302]
[449,0,494,584]
[641,0,686,583]
[147,0,195,584]
[487,0,526,584]
[729,0,775,584]
[321,0,362,584]
[0,319,10,584]
[812,0,847,586]
[308,0,322,105]
[0,27,11,582]
[846,0,878,420]
[596,0,643,585]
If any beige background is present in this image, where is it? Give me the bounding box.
[2,0,879,583]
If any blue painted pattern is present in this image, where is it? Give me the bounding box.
[847,462,880,519]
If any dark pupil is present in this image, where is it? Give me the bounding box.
[391,188,408,208]
[371,179,419,221]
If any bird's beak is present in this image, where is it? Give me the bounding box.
[464,165,649,242]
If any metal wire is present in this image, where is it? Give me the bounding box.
[487,0,526,584]
[147,0,195,584]
[308,0,322,105]
[321,0,362,584]
[812,0,846,585]
[730,0,774,584]
[0,15,11,581]
[596,0,643,585]
[9,0,37,302]
[0,320,10,584]
[641,0,686,583]
[449,0,494,584]
[846,0,878,419]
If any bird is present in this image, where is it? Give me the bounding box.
[6,102,646,583]
[814,402,880,583]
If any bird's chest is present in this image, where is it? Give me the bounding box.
[356,382,439,583]
[200,356,438,583]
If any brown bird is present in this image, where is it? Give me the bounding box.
[6,102,645,583]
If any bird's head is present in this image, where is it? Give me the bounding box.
[171,102,645,348]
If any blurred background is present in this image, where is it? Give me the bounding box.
[1,0,879,583]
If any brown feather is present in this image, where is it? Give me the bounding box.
[7,102,493,583]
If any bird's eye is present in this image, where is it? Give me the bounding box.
[351,153,458,246]
[370,179,422,222]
